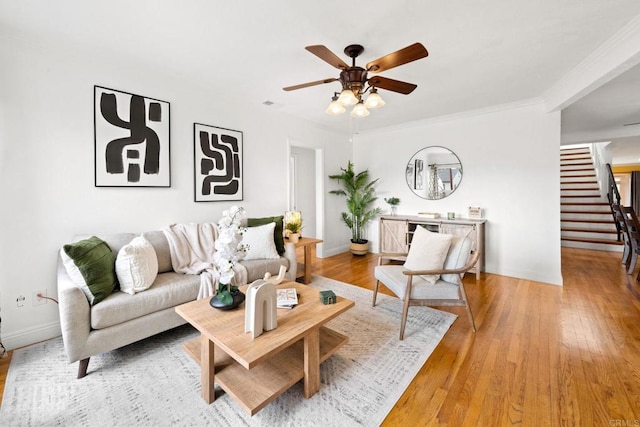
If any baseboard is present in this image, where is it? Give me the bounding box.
[320,244,351,258]
[2,320,61,351]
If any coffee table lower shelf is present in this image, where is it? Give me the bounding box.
[182,326,348,415]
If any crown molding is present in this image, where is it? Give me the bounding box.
[543,14,640,112]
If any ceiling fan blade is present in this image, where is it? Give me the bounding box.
[367,76,417,95]
[283,78,338,91]
[623,122,640,126]
[305,45,349,70]
[366,43,428,73]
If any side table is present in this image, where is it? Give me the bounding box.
[289,237,322,284]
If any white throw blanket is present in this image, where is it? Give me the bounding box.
[162,223,247,299]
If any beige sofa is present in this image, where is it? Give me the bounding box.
[57,228,297,378]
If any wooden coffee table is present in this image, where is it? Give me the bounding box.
[175,281,354,415]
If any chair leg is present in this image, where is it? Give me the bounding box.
[399,297,410,340]
[372,279,380,307]
[627,251,638,274]
[458,282,476,333]
[77,358,90,379]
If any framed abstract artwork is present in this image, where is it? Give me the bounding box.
[193,123,243,202]
[94,86,170,187]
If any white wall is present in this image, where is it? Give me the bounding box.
[354,101,563,286]
[0,38,348,349]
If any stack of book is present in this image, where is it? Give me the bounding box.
[276,288,299,309]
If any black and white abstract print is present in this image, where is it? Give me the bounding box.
[94,86,170,187]
[194,123,243,202]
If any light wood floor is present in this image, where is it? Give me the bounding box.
[1,247,639,425]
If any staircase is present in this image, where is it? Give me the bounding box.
[560,146,622,251]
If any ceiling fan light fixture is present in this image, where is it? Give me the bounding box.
[326,95,346,115]
[364,88,385,109]
[351,101,370,118]
[338,88,359,106]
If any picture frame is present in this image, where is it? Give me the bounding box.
[194,123,243,202]
[94,86,170,187]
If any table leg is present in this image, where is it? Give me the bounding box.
[303,328,320,398]
[303,244,313,284]
[200,334,215,403]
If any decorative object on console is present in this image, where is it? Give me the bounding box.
[282,43,428,118]
[329,161,382,255]
[417,212,440,219]
[193,123,243,202]
[94,86,170,187]
[447,212,455,220]
[284,210,302,237]
[244,279,278,339]
[406,146,462,200]
[210,206,248,309]
[468,206,483,219]
[384,197,400,215]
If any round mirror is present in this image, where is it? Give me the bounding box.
[406,146,463,199]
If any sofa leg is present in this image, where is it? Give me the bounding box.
[77,358,90,379]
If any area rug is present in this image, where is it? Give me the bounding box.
[0,276,456,426]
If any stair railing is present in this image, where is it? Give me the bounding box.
[607,163,622,240]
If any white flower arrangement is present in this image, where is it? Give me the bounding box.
[212,205,248,305]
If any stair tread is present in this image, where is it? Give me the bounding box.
[561,210,611,214]
[562,227,617,234]
[561,219,615,224]
[561,194,602,198]
[561,236,623,245]
[560,202,609,205]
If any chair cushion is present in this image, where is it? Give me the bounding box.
[374,265,460,300]
[404,227,453,283]
[441,236,473,283]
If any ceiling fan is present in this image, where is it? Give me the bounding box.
[283,43,428,117]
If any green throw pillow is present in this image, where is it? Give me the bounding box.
[247,216,285,255]
[62,236,117,305]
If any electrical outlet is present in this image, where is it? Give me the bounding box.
[16,295,26,307]
[33,289,47,306]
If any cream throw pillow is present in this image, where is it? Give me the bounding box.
[242,222,280,260]
[115,235,158,295]
[404,226,453,284]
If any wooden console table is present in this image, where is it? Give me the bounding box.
[290,237,322,284]
[379,215,486,279]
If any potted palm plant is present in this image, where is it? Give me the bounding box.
[329,161,382,255]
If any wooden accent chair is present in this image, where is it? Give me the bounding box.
[373,229,479,340]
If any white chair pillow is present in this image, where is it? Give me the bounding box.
[115,235,158,295]
[441,236,473,283]
[404,227,453,284]
[242,222,280,260]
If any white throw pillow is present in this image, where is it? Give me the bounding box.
[403,226,453,284]
[115,236,158,295]
[242,222,280,260]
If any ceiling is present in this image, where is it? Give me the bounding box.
[3,1,640,150]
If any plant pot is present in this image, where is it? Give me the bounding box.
[210,290,245,310]
[289,233,300,243]
[350,241,369,256]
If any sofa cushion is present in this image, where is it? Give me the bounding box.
[115,235,158,295]
[91,272,200,329]
[240,257,289,283]
[242,222,280,260]
[61,236,117,305]
[141,230,173,273]
[247,215,285,255]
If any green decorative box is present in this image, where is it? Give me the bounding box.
[319,290,336,305]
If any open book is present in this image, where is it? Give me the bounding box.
[277,288,299,309]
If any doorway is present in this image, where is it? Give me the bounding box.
[288,144,323,255]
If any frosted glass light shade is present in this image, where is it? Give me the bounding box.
[326,98,346,115]
[364,90,385,109]
[338,89,358,106]
[351,102,370,117]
